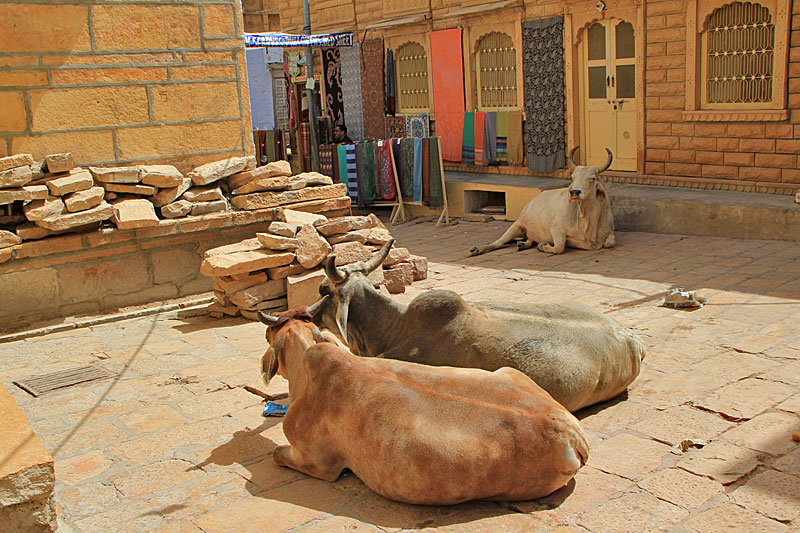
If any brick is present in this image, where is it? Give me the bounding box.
[647,1,685,16]
[647,109,682,122]
[0,69,47,87]
[727,123,765,138]
[47,169,93,195]
[776,139,800,153]
[169,64,237,80]
[739,138,775,152]
[696,151,723,165]
[111,198,160,229]
[645,162,665,174]
[781,168,800,182]
[647,135,679,149]
[645,96,660,109]
[231,184,348,210]
[670,123,694,136]
[28,86,149,132]
[93,5,201,51]
[646,15,666,29]
[36,200,113,231]
[702,165,738,179]
[665,13,686,27]
[0,91,26,131]
[0,4,91,53]
[646,55,684,69]
[693,123,726,136]
[648,82,684,96]
[755,152,796,168]
[116,120,244,159]
[41,52,176,66]
[716,137,739,151]
[680,136,716,150]
[668,149,695,163]
[646,43,666,55]
[51,66,168,85]
[723,152,754,166]
[0,56,38,68]
[665,40,685,54]
[658,95,684,109]
[647,149,668,161]
[665,162,701,176]
[151,82,240,122]
[646,122,672,135]
[666,68,685,82]
[183,51,234,63]
[203,4,236,36]
[766,123,794,138]
[646,69,667,82]
[12,130,115,163]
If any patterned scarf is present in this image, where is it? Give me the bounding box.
[322,48,344,129]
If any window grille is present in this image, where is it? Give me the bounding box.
[477,31,517,108]
[396,41,429,111]
[704,1,774,104]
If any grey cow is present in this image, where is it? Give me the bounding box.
[308,241,646,413]
[470,146,616,256]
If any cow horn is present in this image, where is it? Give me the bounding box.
[362,239,395,274]
[598,148,613,173]
[335,294,350,344]
[306,294,329,316]
[568,146,580,170]
[324,255,347,284]
[258,311,281,326]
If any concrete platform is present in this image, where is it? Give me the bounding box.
[432,172,800,241]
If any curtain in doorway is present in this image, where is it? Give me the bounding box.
[322,48,345,129]
[361,39,386,139]
[522,16,566,173]
[431,28,465,162]
[340,43,365,141]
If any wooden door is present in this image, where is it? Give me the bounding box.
[581,19,637,171]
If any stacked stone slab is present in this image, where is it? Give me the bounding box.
[2,153,114,237]
[200,210,429,320]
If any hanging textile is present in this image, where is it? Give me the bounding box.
[265,130,276,162]
[412,137,423,203]
[253,131,262,164]
[507,110,524,166]
[283,50,299,131]
[355,142,377,205]
[317,116,332,144]
[300,123,311,167]
[322,48,345,128]
[245,48,275,130]
[484,111,498,165]
[373,142,381,199]
[400,138,414,199]
[319,144,334,177]
[474,112,485,166]
[405,114,430,138]
[421,138,430,203]
[377,140,397,200]
[361,39,386,139]
[391,138,405,197]
[385,49,396,116]
[275,129,285,161]
[431,29,465,162]
[462,112,475,165]
[258,130,268,163]
[384,116,406,138]
[340,43,365,141]
[345,144,358,202]
[522,16,566,172]
[496,111,509,163]
[428,137,444,207]
[337,144,348,185]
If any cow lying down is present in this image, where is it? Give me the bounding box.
[259,309,589,505]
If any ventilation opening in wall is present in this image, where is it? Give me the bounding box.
[464,190,506,218]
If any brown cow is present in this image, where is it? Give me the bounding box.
[258,309,589,505]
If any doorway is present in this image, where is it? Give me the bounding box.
[580,19,637,171]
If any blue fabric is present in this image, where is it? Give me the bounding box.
[413,137,423,203]
[345,144,358,202]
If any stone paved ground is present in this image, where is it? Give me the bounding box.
[2,219,799,532]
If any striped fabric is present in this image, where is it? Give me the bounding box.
[462,112,475,164]
[345,144,358,202]
[413,137,423,203]
[474,112,485,166]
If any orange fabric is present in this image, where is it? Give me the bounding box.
[474,112,485,166]
[431,29,465,162]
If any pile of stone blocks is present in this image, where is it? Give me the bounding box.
[200,210,427,320]
[1,152,354,244]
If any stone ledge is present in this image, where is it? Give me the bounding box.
[0,383,56,532]
[2,206,284,265]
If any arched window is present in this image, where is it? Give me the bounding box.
[395,41,429,112]
[702,2,774,106]
[476,31,517,109]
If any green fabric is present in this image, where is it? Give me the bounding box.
[401,138,415,200]
[462,111,475,164]
[337,145,348,185]
[429,137,444,207]
[363,141,377,202]
[265,130,276,162]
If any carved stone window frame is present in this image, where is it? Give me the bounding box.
[684,0,790,122]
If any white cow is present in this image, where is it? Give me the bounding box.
[470,147,616,255]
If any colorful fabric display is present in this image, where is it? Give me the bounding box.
[265,130,276,162]
[322,48,345,128]
[361,39,386,140]
[428,137,444,207]
[275,129,285,161]
[507,110,524,166]
[462,112,475,164]
[391,138,404,197]
[337,144,348,186]
[319,144,334,177]
[355,142,377,206]
[378,140,397,200]
[384,116,406,139]
[523,17,566,172]
[401,138,415,200]
[253,131,262,163]
[340,43,364,141]
[474,112,485,166]
[484,111,498,165]
[422,138,430,203]
[385,49,396,116]
[431,28,465,162]
[413,137,423,203]
[300,122,311,165]
[405,114,430,138]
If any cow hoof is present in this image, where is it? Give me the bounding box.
[469,247,482,256]
[516,242,527,251]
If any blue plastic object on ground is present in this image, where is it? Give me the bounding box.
[262,402,288,417]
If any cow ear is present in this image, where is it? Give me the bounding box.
[261,346,280,386]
